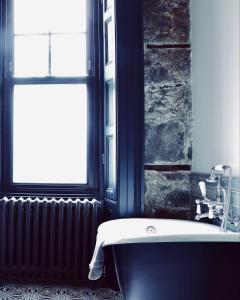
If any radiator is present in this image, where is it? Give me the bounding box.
[0,196,102,282]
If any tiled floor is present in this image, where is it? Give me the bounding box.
[0,284,122,300]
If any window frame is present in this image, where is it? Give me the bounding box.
[0,0,103,196]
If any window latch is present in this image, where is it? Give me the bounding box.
[5,62,13,78]
[9,62,13,74]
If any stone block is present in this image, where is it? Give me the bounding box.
[145,120,192,164]
[144,48,192,164]
[144,48,191,85]
[143,0,190,44]
[144,170,191,218]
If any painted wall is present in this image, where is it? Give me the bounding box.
[191,0,240,176]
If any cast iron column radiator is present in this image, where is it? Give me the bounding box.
[0,197,102,283]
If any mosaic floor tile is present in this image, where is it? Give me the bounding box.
[0,284,122,300]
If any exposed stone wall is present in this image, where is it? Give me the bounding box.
[143,0,193,218]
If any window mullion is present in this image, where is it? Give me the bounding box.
[12,76,93,86]
[48,32,52,76]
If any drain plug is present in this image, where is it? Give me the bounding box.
[146,226,157,234]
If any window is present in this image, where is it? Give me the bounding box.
[1,0,101,194]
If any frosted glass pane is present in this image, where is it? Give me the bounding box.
[14,36,49,77]
[14,0,50,34]
[50,0,86,33]
[13,84,87,184]
[51,34,86,76]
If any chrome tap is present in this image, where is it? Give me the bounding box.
[195,181,215,219]
[195,165,232,232]
[195,212,210,221]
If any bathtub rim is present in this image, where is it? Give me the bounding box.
[97,218,240,247]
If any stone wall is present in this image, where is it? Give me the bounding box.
[143,0,193,218]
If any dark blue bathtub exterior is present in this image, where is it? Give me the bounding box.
[112,242,240,300]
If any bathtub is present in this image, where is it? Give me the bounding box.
[97,218,240,300]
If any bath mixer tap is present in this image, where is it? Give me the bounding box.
[195,212,211,221]
[195,181,219,219]
[195,165,232,232]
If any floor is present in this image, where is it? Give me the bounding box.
[0,284,122,300]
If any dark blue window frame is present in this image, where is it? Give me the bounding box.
[0,0,103,197]
[0,0,144,218]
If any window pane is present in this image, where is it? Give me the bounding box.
[51,34,86,76]
[50,0,86,33]
[14,36,49,77]
[105,19,114,64]
[13,84,88,184]
[14,0,86,34]
[14,0,50,34]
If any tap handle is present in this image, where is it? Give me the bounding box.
[196,204,201,214]
[233,217,239,228]
[199,181,206,198]
[195,199,201,214]
[208,206,214,219]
